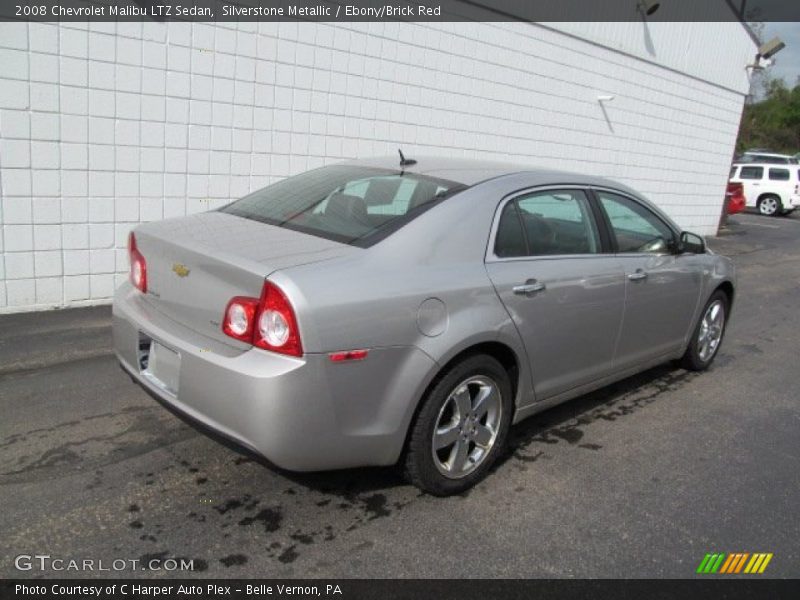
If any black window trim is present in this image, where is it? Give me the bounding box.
[509,199,531,256]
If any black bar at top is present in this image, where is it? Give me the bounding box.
[2,0,800,22]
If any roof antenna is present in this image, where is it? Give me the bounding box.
[398,149,417,167]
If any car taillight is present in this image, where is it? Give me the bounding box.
[725,182,746,215]
[128,232,147,293]
[222,281,303,357]
[254,282,303,356]
[222,296,259,343]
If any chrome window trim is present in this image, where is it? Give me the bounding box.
[485,184,602,264]
[485,184,680,263]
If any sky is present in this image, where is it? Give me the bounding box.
[763,22,800,86]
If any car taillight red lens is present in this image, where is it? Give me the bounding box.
[222,281,303,357]
[128,232,147,293]
[254,282,303,356]
[222,296,259,343]
[726,182,745,215]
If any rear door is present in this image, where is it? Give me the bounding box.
[593,190,702,370]
[485,188,625,400]
[767,167,792,204]
[738,165,765,207]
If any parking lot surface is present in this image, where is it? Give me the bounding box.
[1,212,799,578]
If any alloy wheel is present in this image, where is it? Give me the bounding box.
[431,375,502,478]
[760,197,778,216]
[697,299,725,362]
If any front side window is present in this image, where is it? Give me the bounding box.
[494,190,599,257]
[221,166,463,246]
[769,168,790,181]
[597,192,675,254]
[739,166,764,180]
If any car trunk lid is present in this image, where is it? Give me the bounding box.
[133,211,354,347]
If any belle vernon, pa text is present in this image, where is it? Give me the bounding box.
[16,584,344,597]
[44,3,443,19]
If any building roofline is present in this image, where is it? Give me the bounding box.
[724,0,762,45]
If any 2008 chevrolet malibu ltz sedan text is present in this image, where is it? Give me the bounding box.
[113,156,735,495]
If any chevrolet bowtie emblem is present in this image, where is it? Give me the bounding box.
[172,263,190,278]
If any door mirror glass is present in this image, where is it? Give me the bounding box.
[679,231,706,254]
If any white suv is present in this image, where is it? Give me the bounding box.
[729,163,800,216]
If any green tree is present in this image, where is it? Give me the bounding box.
[737,77,800,154]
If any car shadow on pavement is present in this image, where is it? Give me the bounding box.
[141,359,706,496]
[293,362,702,497]
[497,362,698,469]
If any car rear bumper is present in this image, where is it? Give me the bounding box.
[113,283,436,471]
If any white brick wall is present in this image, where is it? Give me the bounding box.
[0,20,755,312]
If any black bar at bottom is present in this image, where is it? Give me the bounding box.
[2,579,800,600]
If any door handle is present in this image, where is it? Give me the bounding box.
[513,280,546,295]
[627,270,648,281]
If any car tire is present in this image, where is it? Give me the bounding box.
[680,290,729,371]
[402,354,513,496]
[758,194,782,217]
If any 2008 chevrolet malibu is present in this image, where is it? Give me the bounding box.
[113,156,735,495]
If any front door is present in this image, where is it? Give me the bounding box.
[594,190,703,370]
[485,189,626,401]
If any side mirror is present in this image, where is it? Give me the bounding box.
[679,231,706,254]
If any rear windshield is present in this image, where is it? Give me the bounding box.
[221,165,465,247]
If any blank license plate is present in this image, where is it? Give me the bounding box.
[143,340,180,396]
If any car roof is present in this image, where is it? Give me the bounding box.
[732,162,798,167]
[342,155,636,190]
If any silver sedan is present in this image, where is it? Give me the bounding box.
[113,156,735,495]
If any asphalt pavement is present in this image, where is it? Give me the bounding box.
[1,211,799,579]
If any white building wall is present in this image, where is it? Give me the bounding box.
[0,19,755,312]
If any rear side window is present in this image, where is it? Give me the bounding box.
[494,190,599,257]
[769,168,790,181]
[221,166,464,246]
[729,166,738,178]
[739,167,764,180]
